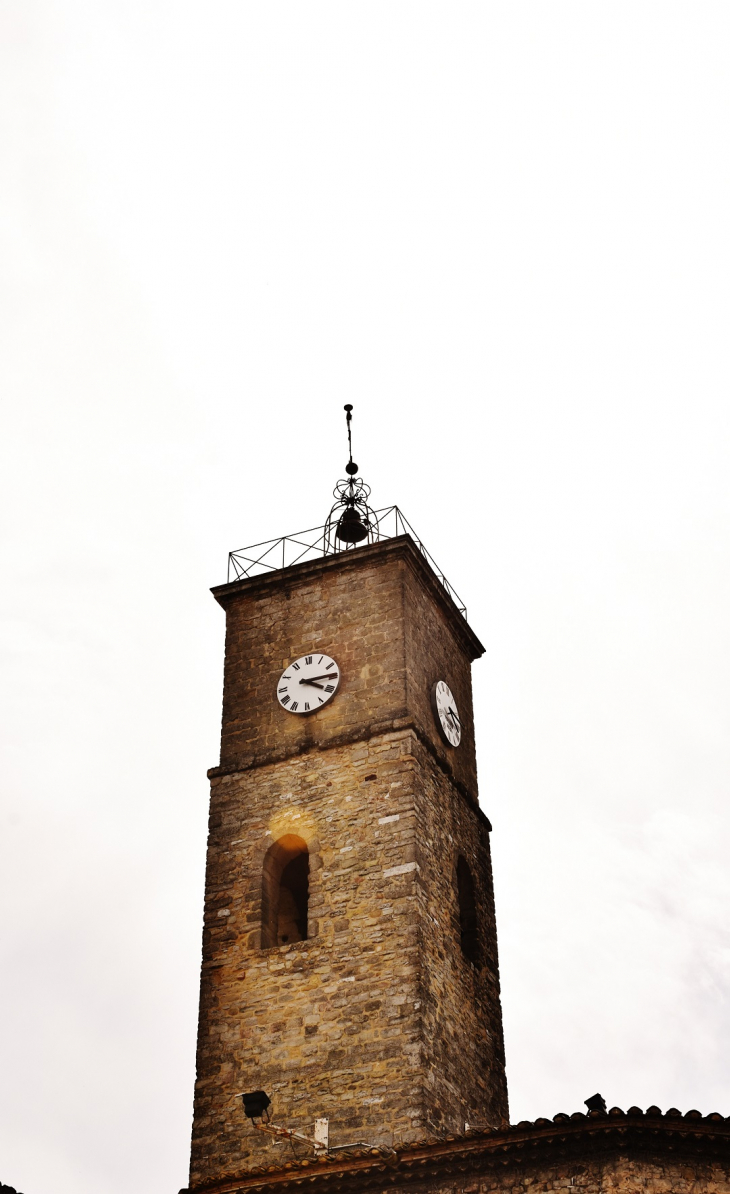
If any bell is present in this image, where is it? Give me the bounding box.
[336,505,369,543]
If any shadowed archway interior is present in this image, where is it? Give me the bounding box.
[261,834,310,948]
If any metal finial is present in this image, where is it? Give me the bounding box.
[323,404,373,548]
[344,404,358,476]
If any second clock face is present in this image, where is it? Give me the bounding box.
[431,680,462,747]
[277,653,340,715]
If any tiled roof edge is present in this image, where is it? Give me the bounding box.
[182,1106,730,1194]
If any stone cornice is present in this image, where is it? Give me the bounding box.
[210,536,485,664]
[207,720,491,830]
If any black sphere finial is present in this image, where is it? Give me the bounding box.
[344,404,358,475]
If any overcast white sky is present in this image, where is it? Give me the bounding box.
[1,3,730,1192]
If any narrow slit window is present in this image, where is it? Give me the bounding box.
[456,856,479,964]
[262,835,309,949]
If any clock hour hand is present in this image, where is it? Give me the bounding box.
[447,706,461,727]
[299,675,339,690]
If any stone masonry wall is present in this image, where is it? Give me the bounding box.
[211,538,482,793]
[190,730,505,1188]
[214,545,409,775]
[190,540,506,1189]
[414,745,508,1135]
[191,731,422,1186]
[399,1153,730,1194]
[402,557,479,799]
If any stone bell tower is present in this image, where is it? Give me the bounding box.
[187,414,508,1191]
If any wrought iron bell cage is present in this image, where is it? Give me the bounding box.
[323,476,380,553]
[224,404,469,619]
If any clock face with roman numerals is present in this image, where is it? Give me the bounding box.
[276,653,340,715]
[431,679,462,747]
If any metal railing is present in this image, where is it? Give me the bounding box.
[227,505,467,619]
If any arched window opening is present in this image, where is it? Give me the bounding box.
[261,835,309,949]
[456,856,479,964]
[278,852,309,943]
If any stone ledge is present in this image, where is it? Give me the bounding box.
[207,722,491,830]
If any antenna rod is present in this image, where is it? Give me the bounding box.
[344,404,358,476]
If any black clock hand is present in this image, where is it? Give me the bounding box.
[299,675,339,690]
[301,673,338,683]
[447,706,461,726]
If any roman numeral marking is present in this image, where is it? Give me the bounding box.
[305,656,312,665]
[278,687,288,693]
[304,702,310,711]
[292,662,300,671]
[291,701,298,711]
[325,684,334,693]
[281,695,290,705]
[318,656,323,664]
[318,697,324,704]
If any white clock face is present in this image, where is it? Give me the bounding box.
[277,653,340,715]
[431,680,462,747]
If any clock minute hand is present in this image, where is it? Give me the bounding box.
[447,706,461,726]
[301,673,339,683]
